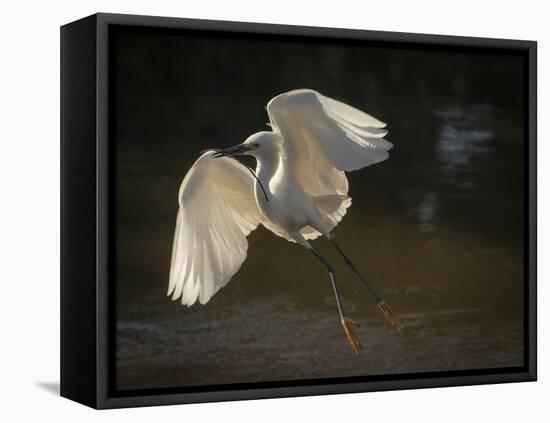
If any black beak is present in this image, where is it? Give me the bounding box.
[211,144,252,158]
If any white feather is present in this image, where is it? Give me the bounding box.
[267,89,392,239]
[168,152,263,306]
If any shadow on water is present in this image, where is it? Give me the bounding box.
[112,28,525,390]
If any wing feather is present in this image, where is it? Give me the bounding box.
[267,89,392,185]
[267,89,392,239]
[169,152,263,306]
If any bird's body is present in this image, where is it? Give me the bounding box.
[258,184,316,237]
[252,143,323,242]
[169,89,402,352]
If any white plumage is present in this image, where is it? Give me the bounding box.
[168,154,263,305]
[168,89,392,308]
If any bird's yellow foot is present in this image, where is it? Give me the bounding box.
[341,318,361,354]
[378,301,404,333]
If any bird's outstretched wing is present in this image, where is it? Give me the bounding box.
[267,89,392,198]
[168,152,263,306]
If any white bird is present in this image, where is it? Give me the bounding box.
[169,89,402,353]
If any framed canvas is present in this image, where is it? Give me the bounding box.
[60,13,537,409]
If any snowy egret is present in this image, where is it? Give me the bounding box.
[169,89,402,353]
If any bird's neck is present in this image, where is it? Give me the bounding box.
[254,149,284,200]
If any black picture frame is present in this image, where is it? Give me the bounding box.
[60,12,537,409]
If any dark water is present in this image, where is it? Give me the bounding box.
[112,27,525,390]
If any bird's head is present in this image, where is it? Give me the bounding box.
[210,132,283,159]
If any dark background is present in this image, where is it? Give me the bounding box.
[112,26,525,391]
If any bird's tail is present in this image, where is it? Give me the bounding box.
[299,194,352,241]
[315,194,352,230]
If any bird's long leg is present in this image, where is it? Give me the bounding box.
[329,239,404,333]
[310,248,361,353]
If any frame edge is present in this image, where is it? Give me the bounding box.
[60,14,99,409]
[88,12,538,409]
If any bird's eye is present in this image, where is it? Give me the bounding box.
[254,143,259,148]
